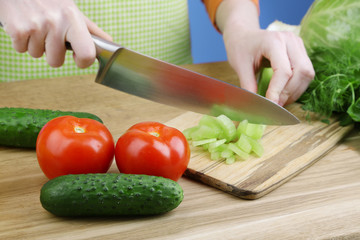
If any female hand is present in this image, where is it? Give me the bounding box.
[217,0,315,106]
[0,0,112,68]
[223,27,315,106]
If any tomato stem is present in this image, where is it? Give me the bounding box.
[149,132,160,137]
[74,126,85,133]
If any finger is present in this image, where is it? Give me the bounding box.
[279,76,308,106]
[70,33,95,68]
[0,6,29,53]
[229,54,258,93]
[65,13,96,68]
[278,37,315,105]
[67,30,96,68]
[6,24,30,53]
[278,74,305,106]
[263,35,293,105]
[28,29,46,58]
[85,16,113,42]
[11,35,29,53]
[44,30,66,68]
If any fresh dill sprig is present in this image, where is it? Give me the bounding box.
[299,42,360,125]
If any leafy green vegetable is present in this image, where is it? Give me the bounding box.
[348,98,360,121]
[298,0,360,124]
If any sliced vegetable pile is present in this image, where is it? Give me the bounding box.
[183,114,266,164]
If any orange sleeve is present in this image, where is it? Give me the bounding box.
[202,0,259,28]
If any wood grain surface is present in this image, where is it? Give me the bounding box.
[166,104,354,199]
[1,62,360,240]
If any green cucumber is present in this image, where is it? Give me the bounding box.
[40,173,184,217]
[0,107,103,148]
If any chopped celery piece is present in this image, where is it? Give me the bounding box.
[183,126,199,139]
[192,138,217,147]
[248,137,264,157]
[257,68,273,97]
[225,156,236,165]
[183,113,266,165]
[209,142,227,153]
[237,120,265,140]
[210,104,249,122]
[202,143,209,150]
[236,134,252,153]
[199,115,222,130]
[228,143,249,160]
[208,139,227,151]
[221,147,234,158]
[245,123,266,140]
[191,125,220,140]
[236,119,248,137]
[216,114,236,142]
[210,151,222,161]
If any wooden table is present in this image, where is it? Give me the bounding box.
[1,62,360,239]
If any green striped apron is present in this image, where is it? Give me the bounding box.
[0,0,192,82]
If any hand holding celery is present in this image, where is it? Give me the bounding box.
[261,0,360,125]
[215,0,314,106]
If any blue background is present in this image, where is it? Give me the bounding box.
[188,0,315,64]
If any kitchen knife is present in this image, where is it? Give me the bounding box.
[0,19,299,125]
[92,35,299,125]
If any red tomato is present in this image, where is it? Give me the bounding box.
[115,122,190,181]
[36,116,115,179]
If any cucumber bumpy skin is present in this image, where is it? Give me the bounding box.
[0,107,103,148]
[40,173,184,217]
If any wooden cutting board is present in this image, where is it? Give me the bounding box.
[166,103,354,199]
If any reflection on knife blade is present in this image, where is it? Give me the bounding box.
[94,47,299,125]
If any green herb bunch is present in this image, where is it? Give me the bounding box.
[299,41,360,125]
[298,0,360,125]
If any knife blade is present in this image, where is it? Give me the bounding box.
[92,36,299,125]
[0,20,299,126]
